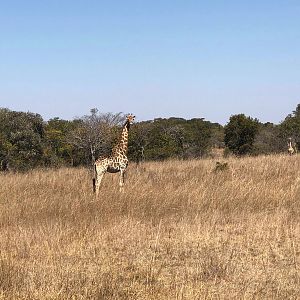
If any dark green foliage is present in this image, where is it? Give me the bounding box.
[224,114,260,156]
[252,122,283,155]
[128,121,152,163]
[44,118,78,166]
[143,119,185,160]
[0,104,299,171]
[0,108,221,170]
[0,108,44,170]
[128,117,222,161]
[183,118,217,158]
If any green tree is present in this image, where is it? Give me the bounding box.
[0,108,45,170]
[128,121,152,162]
[44,118,78,166]
[224,114,259,155]
[142,120,184,160]
[183,118,214,158]
[128,117,221,161]
[252,122,282,155]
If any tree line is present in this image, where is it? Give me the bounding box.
[0,104,299,171]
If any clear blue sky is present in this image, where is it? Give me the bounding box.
[0,1,299,124]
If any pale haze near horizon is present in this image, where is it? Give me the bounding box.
[0,1,299,125]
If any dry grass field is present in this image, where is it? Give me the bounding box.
[0,155,300,299]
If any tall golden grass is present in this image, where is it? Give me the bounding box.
[0,154,299,299]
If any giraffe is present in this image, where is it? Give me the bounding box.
[93,114,135,196]
[288,137,297,155]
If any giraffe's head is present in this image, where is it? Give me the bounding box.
[126,114,135,125]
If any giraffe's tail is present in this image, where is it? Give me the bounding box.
[92,164,97,193]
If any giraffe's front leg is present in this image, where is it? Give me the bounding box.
[95,172,105,197]
[119,169,125,192]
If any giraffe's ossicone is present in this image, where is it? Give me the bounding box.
[93,114,135,196]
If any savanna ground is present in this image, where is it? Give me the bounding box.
[0,155,300,299]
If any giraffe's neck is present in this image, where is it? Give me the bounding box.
[112,121,130,155]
